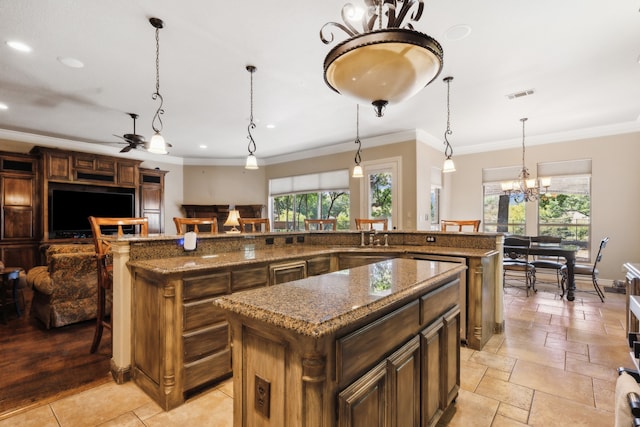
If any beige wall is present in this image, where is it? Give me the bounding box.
[447,132,640,281]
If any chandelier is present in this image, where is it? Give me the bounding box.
[501,118,551,202]
[320,0,443,117]
[146,17,171,155]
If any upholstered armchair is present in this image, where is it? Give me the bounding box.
[27,244,98,328]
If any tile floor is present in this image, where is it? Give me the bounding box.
[0,283,629,426]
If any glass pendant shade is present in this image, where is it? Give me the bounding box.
[443,158,456,173]
[324,30,442,116]
[352,164,363,178]
[245,153,258,170]
[146,132,168,154]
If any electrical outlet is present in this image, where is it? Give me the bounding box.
[297,235,305,243]
[426,236,436,243]
[255,375,271,418]
[265,237,274,245]
[285,236,293,244]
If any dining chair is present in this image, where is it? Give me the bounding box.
[304,218,337,231]
[503,235,537,296]
[355,218,388,231]
[173,217,218,234]
[530,235,563,294]
[561,237,608,302]
[238,218,270,233]
[88,216,148,353]
[441,219,481,232]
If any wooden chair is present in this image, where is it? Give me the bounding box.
[561,237,608,302]
[88,216,148,353]
[304,218,337,231]
[503,235,537,296]
[440,220,481,232]
[238,218,270,233]
[173,217,217,234]
[355,218,388,231]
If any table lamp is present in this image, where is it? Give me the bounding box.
[224,209,241,234]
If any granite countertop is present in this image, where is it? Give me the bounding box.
[213,258,466,338]
[127,244,497,275]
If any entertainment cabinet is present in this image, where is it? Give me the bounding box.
[0,147,167,269]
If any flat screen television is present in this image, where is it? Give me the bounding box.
[49,185,136,238]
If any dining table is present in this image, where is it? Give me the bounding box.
[504,242,580,301]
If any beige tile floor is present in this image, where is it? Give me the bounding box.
[0,283,629,426]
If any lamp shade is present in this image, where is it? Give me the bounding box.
[324,29,443,112]
[352,164,363,178]
[146,132,168,154]
[443,158,456,173]
[245,153,258,170]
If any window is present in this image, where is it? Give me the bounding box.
[359,158,401,229]
[482,182,525,234]
[482,165,526,234]
[269,170,350,231]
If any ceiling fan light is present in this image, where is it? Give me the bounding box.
[147,132,168,154]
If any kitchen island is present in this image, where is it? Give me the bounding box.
[214,258,465,427]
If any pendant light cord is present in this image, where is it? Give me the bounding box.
[354,104,362,165]
[443,77,453,159]
[151,23,164,134]
[247,66,257,156]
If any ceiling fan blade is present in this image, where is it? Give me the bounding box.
[120,145,133,153]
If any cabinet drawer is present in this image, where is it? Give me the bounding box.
[183,323,229,363]
[420,279,459,327]
[336,300,420,384]
[270,260,307,285]
[232,266,268,291]
[184,272,230,300]
[184,348,231,391]
[183,297,226,330]
[307,256,332,276]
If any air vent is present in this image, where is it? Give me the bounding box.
[506,89,535,100]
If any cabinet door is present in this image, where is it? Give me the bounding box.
[338,361,388,427]
[388,336,420,427]
[442,307,460,407]
[270,260,307,285]
[2,175,34,239]
[339,255,394,270]
[421,318,443,427]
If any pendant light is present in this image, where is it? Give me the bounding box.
[245,65,258,170]
[442,76,456,173]
[146,17,170,155]
[352,104,363,178]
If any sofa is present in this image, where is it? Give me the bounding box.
[26,244,99,328]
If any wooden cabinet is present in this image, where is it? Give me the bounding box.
[338,253,395,270]
[307,255,334,276]
[0,152,39,269]
[139,168,167,233]
[270,260,307,285]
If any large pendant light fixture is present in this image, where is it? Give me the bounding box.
[501,118,551,202]
[442,76,456,173]
[352,104,363,178]
[245,65,258,170]
[320,0,443,117]
[146,17,171,155]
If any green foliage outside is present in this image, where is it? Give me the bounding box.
[369,172,392,219]
[272,191,350,230]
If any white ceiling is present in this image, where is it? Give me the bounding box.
[1,0,639,165]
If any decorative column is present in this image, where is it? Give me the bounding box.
[495,235,505,333]
[110,241,133,383]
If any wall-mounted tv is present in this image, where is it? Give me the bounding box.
[48,184,136,238]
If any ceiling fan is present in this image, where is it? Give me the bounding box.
[113,113,146,153]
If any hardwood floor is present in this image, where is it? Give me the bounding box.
[0,288,112,418]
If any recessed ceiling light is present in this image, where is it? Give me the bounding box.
[6,40,32,52]
[199,144,207,149]
[266,124,276,129]
[0,103,8,110]
[57,56,84,68]
[445,25,472,41]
